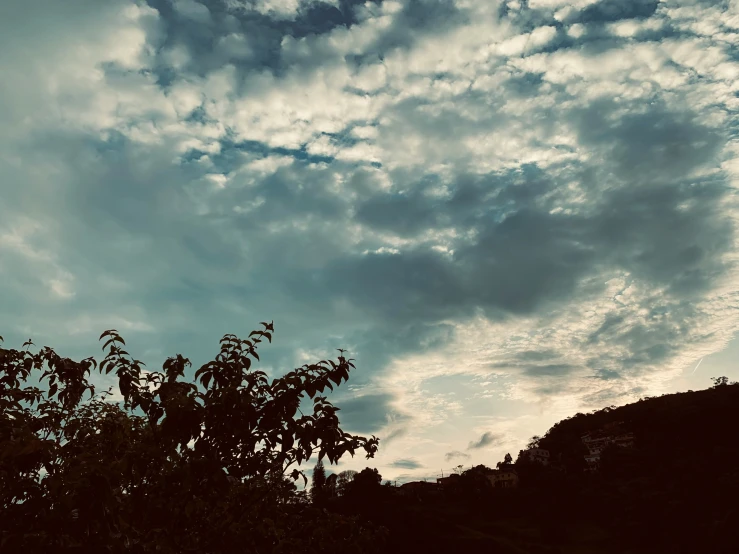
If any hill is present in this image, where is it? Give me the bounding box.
[328,381,739,554]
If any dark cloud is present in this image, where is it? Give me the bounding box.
[309,97,734,379]
[390,458,423,469]
[522,364,578,378]
[142,0,367,80]
[576,0,660,25]
[467,432,502,450]
[444,450,470,462]
[141,0,468,84]
[575,99,726,185]
[334,393,410,435]
[355,190,443,237]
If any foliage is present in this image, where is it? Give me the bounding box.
[0,323,384,552]
[710,375,735,387]
[325,472,338,499]
[311,459,326,504]
[497,453,513,468]
[347,467,382,498]
[336,469,357,496]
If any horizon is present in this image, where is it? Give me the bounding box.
[1,0,738,485]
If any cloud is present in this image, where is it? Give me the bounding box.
[467,432,503,450]
[334,393,410,435]
[1,0,739,482]
[390,458,423,469]
[444,450,471,462]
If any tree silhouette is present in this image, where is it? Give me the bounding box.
[711,376,730,387]
[0,323,384,552]
[311,459,327,504]
[325,472,338,499]
[337,469,357,496]
[346,467,382,499]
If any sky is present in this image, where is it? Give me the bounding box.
[1,0,738,483]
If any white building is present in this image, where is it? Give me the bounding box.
[486,468,519,488]
[523,448,550,465]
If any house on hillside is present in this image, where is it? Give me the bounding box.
[486,467,519,488]
[436,474,461,489]
[522,448,550,465]
[581,426,635,471]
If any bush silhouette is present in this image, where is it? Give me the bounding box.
[0,324,385,552]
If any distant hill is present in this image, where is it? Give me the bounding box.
[536,379,739,474]
[329,381,739,554]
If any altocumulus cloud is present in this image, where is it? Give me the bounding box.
[1,0,739,480]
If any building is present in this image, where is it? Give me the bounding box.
[485,468,519,488]
[522,448,550,465]
[436,474,461,488]
[581,426,635,471]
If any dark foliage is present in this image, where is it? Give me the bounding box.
[0,324,386,553]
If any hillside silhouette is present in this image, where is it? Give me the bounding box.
[322,380,739,554]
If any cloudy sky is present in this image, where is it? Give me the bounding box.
[1,0,738,482]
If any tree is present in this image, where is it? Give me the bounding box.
[515,449,528,465]
[336,469,357,496]
[355,467,382,487]
[0,323,384,552]
[496,454,512,469]
[346,467,382,499]
[325,473,338,499]
[456,465,493,500]
[711,376,730,387]
[311,459,327,504]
